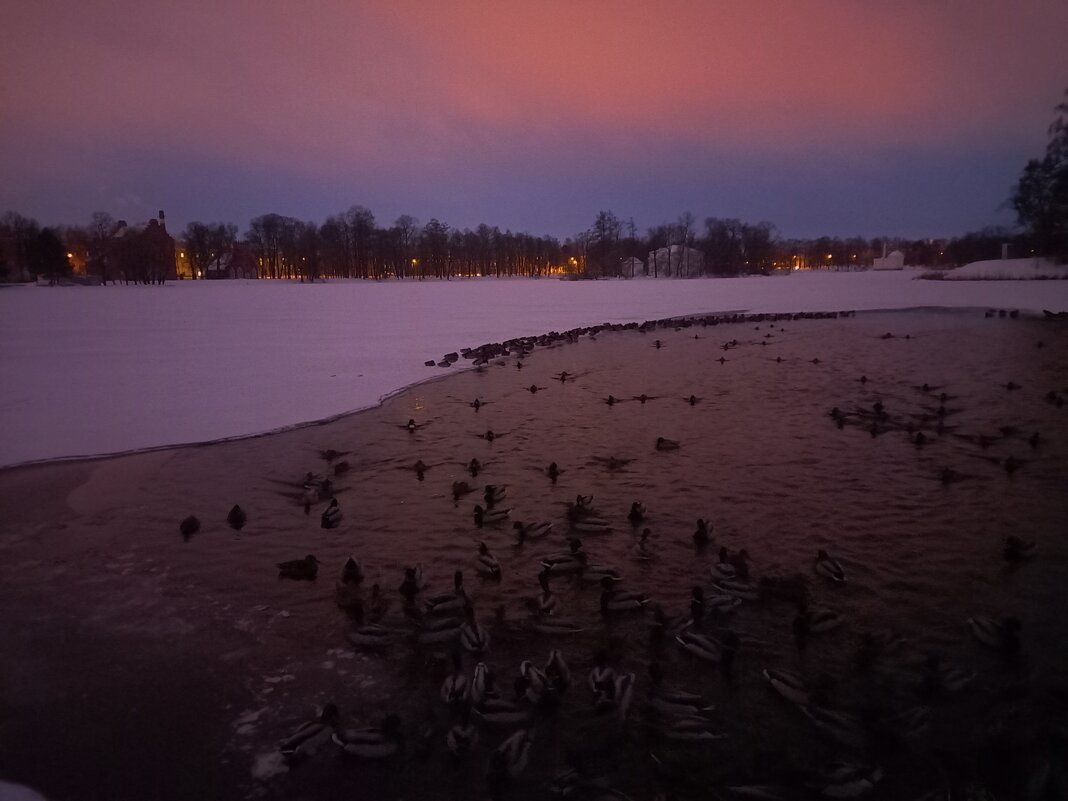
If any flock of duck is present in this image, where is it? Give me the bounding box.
[211,308,1063,801]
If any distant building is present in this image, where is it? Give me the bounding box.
[620,256,645,278]
[107,211,178,283]
[872,249,905,270]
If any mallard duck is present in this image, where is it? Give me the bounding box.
[815,550,846,584]
[713,578,760,601]
[693,518,711,547]
[399,565,426,604]
[762,668,810,707]
[445,706,479,758]
[227,504,247,531]
[475,688,533,727]
[676,630,725,663]
[544,649,571,691]
[546,462,561,481]
[333,714,403,758]
[320,498,343,529]
[533,570,558,615]
[631,528,654,561]
[541,538,587,574]
[627,501,647,526]
[279,703,340,762]
[706,592,743,612]
[713,547,736,578]
[800,606,844,635]
[593,672,635,721]
[278,554,320,581]
[968,615,1022,653]
[588,650,616,695]
[514,520,553,543]
[647,662,714,717]
[519,660,550,705]
[474,504,510,527]
[582,564,624,585]
[425,570,467,616]
[484,484,508,507]
[179,515,200,541]
[476,541,502,579]
[417,610,465,645]
[600,581,647,614]
[486,728,534,796]
[655,437,680,451]
[347,603,402,648]
[467,457,482,477]
[460,606,491,653]
[440,650,469,706]
[1003,536,1037,562]
[570,516,612,535]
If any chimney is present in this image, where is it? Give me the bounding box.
[158,210,166,232]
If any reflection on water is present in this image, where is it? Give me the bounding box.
[1,309,1066,800]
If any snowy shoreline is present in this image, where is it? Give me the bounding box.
[2,269,1068,468]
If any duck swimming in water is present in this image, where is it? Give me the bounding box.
[333,714,404,759]
[627,501,647,526]
[279,703,340,762]
[540,538,587,574]
[486,728,534,798]
[278,554,320,581]
[693,518,712,547]
[655,437,680,451]
[425,570,467,616]
[179,515,200,541]
[474,504,510,527]
[483,484,507,507]
[227,504,247,531]
[467,458,482,477]
[399,565,426,604]
[460,605,491,653]
[631,528,654,560]
[476,541,502,579]
[346,601,402,648]
[320,498,343,529]
[600,577,648,614]
[815,549,846,584]
[514,520,553,544]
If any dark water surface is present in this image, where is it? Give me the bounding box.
[1,308,1066,800]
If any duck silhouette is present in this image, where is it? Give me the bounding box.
[278,554,320,580]
[227,504,247,531]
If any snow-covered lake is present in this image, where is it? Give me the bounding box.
[2,268,1066,467]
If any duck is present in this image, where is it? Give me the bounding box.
[546,462,561,482]
[179,515,200,541]
[227,504,247,531]
[593,672,635,721]
[366,583,390,622]
[519,660,550,705]
[655,437,680,451]
[514,520,552,543]
[795,604,844,638]
[566,495,596,520]
[469,662,491,707]
[452,480,474,502]
[484,484,508,507]
[762,668,810,707]
[467,457,482,477]
[417,611,464,646]
[540,538,587,574]
[693,518,712,547]
[815,549,847,584]
[600,583,647,614]
[399,565,426,604]
[333,714,404,758]
[533,570,558,615]
[650,713,727,743]
[440,650,469,706]
[968,615,1022,654]
[277,554,320,581]
[544,649,571,692]
[475,542,502,579]
[346,602,402,648]
[320,498,343,529]
[581,563,624,585]
[279,703,340,762]
[486,728,534,797]
[425,570,468,616]
[712,578,760,602]
[631,528,654,560]
[587,650,616,695]
[570,516,612,535]
[459,606,491,654]
[445,705,479,759]
[675,630,724,663]
[1003,535,1037,562]
[800,705,867,750]
[647,662,714,717]
[474,678,533,726]
[335,558,364,612]
[627,501,647,526]
[474,504,510,527]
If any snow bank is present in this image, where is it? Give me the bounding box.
[2,270,1068,467]
[939,257,1065,280]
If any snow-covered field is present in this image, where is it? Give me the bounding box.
[2,268,1067,468]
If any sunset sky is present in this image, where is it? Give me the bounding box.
[2,1,1065,240]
